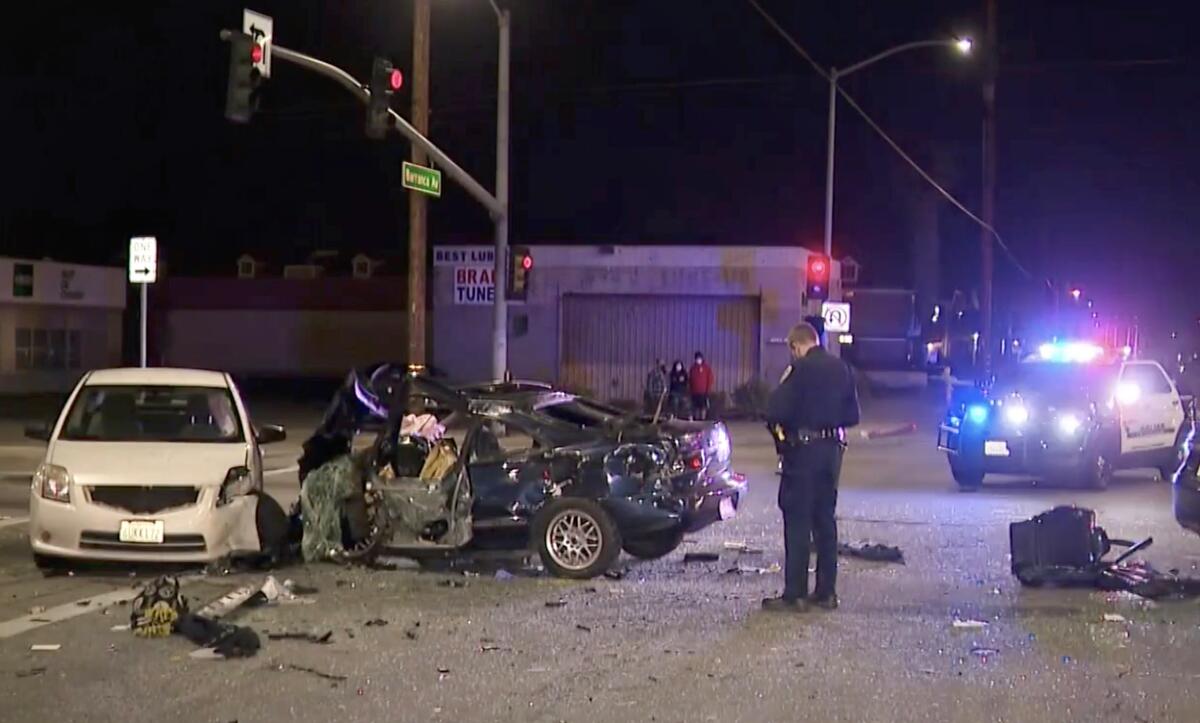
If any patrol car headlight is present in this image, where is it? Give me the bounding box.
[1115,381,1141,406]
[966,405,989,425]
[1004,404,1029,426]
[35,464,72,503]
[1058,413,1082,436]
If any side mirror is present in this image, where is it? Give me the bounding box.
[24,423,51,442]
[257,424,287,445]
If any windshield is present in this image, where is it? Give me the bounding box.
[60,385,244,443]
[536,398,626,428]
[995,363,1118,399]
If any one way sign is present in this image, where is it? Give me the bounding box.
[129,237,158,284]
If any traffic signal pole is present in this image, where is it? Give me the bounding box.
[492,8,511,383]
[409,0,431,367]
[232,34,510,375]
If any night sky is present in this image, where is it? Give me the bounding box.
[4,1,1197,338]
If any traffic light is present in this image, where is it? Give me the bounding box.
[224,32,263,123]
[366,58,403,140]
[507,246,533,300]
[805,254,830,301]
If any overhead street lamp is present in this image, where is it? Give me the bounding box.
[822,37,972,258]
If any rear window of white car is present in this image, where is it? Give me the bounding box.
[59,385,244,443]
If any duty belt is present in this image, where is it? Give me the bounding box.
[772,425,846,446]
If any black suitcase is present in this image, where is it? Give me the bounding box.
[1010,506,1150,586]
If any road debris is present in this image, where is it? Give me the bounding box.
[283,580,320,596]
[838,541,904,564]
[723,541,764,555]
[545,599,568,608]
[1103,613,1129,623]
[110,624,131,632]
[494,569,516,581]
[15,667,47,678]
[951,619,989,629]
[683,552,721,563]
[364,618,389,627]
[725,563,781,575]
[603,569,626,581]
[280,663,348,682]
[970,647,1000,658]
[576,624,592,633]
[30,644,61,652]
[439,579,466,589]
[176,613,261,659]
[266,631,333,644]
[480,643,502,652]
[28,606,45,615]
[131,576,188,639]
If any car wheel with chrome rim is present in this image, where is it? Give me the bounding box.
[532,498,621,579]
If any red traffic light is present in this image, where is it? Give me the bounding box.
[521,255,533,271]
[250,43,263,64]
[807,255,829,277]
[389,69,404,91]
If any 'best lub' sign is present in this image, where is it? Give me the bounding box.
[454,266,494,305]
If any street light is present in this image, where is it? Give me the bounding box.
[822,37,972,258]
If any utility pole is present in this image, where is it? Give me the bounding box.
[408,0,431,366]
[491,6,511,382]
[980,0,998,374]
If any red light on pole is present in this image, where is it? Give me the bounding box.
[389,69,404,91]
[521,255,533,271]
[812,259,826,275]
[250,44,263,64]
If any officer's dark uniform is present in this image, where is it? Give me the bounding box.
[767,346,860,602]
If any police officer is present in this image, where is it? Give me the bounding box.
[763,321,860,612]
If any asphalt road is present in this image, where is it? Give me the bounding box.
[1,392,1198,723]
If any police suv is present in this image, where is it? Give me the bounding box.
[939,342,1192,490]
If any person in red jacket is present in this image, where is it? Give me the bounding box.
[688,351,715,420]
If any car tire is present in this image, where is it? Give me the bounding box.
[532,497,622,579]
[33,553,68,577]
[949,458,984,491]
[622,526,685,560]
[1079,449,1113,490]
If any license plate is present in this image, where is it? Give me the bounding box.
[719,496,736,521]
[119,520,164,544]
[984,440,1010,457]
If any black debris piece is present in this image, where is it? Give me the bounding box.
[282,663,348,682]
[576,624,592,633]
[683,552,720,563]
[267,631,333,644]
[175,613,260,659]
[1098,561,1200,600]
[545,599,568,608]
[75,600,90,607]
[437,667,451,674]
[480,643,501,652]
[603,569,626,581]
[838,541,905,564]
[287,583,320,596]
[15,667,47,678]
[365,618,389,627]
[405,630,418,640]
[439,579,466,589]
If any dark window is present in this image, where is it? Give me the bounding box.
[67,330,82,369]
[1122,363,1172,395]
[15,328,31,370]
[59,385,244,443]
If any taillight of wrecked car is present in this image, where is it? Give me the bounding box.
[687,454,704,470]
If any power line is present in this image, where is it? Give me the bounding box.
[745,0,1035,280]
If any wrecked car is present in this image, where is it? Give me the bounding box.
[1173,443,1200,537]
[298,365,747,579]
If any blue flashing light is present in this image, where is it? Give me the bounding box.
[1036,340,1104,364]
[966,404,989,425]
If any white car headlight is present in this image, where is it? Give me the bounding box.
[1058,413,1082,436]
[34,464,71,503]
[1004,404,1029,426]
[218,466,255,506]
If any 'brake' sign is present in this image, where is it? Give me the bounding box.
[454,266,494,305]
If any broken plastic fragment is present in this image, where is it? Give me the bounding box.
[1103,613,1128,623]
[29,644,60,652]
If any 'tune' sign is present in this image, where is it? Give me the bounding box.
[454,265,494,305]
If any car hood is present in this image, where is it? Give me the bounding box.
[48,441,247,487]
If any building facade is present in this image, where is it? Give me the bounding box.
[0,257,126,393]
[432,245,841,401]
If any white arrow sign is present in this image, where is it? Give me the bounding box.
[243,9,273,78]
[822,301,851,334]
[129,236,158,284]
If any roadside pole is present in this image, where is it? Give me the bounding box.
[980,0,998,374]
[408,0,431,367]
[492,8,511,382]
[128,236,158,368]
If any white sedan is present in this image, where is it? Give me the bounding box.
[26,368,286,566]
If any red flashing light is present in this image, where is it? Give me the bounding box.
[521,255,533,271]
[389,69,404,91]
[250,44,263,64]
[812,260,826,274]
